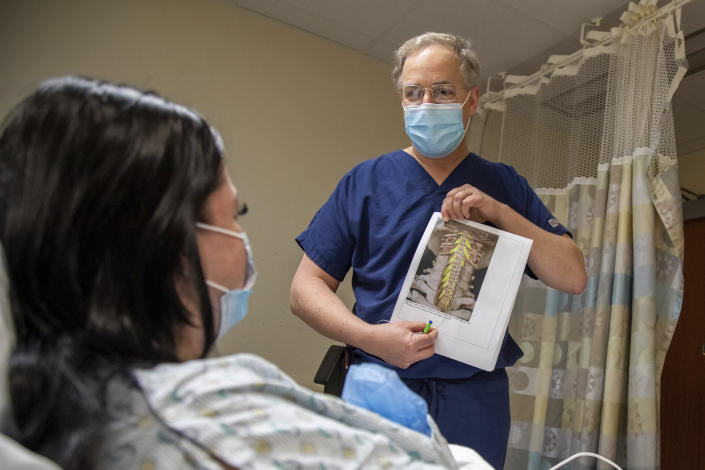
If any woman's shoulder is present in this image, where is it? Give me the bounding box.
[135,353,296,395]
[98,354,298,469]
[99,373,219,470]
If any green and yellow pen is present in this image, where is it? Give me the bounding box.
[423,320,433,334]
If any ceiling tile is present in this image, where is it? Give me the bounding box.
[365,38,405,64]
[494,0,631,36]
[275,0,416,37]
[235,0,376,52]
[383,0,564,82]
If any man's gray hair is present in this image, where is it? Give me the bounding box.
[391,32,480,89]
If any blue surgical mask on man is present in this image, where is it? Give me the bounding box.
[403,92,472,159]
[196,222,257,339]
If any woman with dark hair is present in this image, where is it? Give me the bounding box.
[0,77,487,470]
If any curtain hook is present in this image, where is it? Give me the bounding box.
[580,17,605,46]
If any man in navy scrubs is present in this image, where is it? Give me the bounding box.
[290,32,587,469]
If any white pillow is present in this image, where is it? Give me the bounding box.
[0,243,14,432]
[0,434,62,470]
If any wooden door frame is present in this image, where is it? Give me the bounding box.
[660,198,705,469]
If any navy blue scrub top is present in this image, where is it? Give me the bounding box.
[296,151,569,379]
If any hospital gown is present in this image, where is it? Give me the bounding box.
[97,353,490,469]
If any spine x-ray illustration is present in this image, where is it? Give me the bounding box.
[408,221,496,320]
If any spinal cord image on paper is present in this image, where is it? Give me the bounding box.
[407,220,497,321]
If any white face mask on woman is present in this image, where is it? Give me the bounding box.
[196,222,257,338]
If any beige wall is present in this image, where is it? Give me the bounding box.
[0,0,408,389]
[679,148,705,197]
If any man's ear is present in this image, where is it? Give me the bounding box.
[466,86,480,115]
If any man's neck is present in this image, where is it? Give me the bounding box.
[405,144,469,185]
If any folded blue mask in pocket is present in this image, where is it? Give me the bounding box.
[341,363,431,436]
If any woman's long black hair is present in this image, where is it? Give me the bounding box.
[0,77,223,468]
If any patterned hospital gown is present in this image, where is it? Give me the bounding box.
[97,353,461,469]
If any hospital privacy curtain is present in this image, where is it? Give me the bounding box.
[469,1,687,468]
